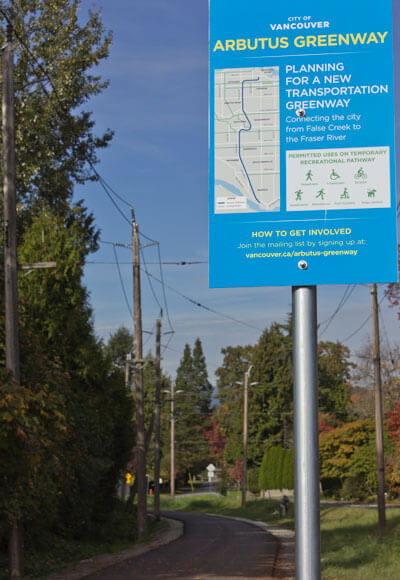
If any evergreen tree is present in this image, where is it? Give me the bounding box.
[250,322,293,461]
[318,341,353,421]
[103,327,133,369]
[173,344,209,481]
[192,338,213,417]
[17,209,135,537]
[215,345,254,467]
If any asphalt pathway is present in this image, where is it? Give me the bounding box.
[84,511,278,580]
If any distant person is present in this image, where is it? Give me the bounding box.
[279,494,289,517]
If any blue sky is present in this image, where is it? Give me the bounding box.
[75,0,400,381]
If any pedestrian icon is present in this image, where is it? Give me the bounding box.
[316,189,326,200]
[305,170,313,182]
[295,189,303,200]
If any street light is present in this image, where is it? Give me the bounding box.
[163,384,183,498]
[237,365,258,508]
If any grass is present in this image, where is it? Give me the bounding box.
[320,507,400,580]
[0,511,166,580]
[159,491,293,525]
[159,492,400,580]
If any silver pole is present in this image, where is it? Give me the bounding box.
[292,286,320,580]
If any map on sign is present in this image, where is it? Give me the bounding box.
[214,67,280,213]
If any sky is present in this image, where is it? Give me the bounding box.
[74,0,400,382]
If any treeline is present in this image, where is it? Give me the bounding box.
[201,320,400,501]
[0,2,136,577]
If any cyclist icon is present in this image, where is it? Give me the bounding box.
[354,167,367,180]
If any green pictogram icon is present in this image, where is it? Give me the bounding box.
[340,188,350,199]
[354,167,368,180]
[330,169,340,180]
[368,188,376,198]
[305,170,313,182]
[316,188,326,200]
[295,189,303,201]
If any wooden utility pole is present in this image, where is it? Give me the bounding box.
[153,318,162,520]
[125,352,131,390]
[3,24,24,579]
[3,26,18,382]
[170,381,176,498]
[242,365,252,508]
[371,283,386,530]
[132,209,147,538]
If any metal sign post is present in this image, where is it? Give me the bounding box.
[293,286,320,580]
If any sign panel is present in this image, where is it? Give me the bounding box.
[209,0,398,287]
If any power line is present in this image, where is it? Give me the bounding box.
[156,243,174,333]
[140,246,164,313]
[94,173,131,226]
[378,302,396,364]
[342,291,386,342]
[318,284,357,338]
[112,245,133,321]
[140,266,264,333]
[86,260,206,265]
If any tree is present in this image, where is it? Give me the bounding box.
[215,345,255,467]
[352,341,400,414]
[204,417,226,462]
[173,344,210,480]
[250,322,293,458]
[258,446,293,491]
[4,208,134,544]
[318,341,353,421]
[386,403,400,443]
[215,324,355,472]
[319,419,376,498]
[192,338,213,417]
[9,0,113,212]
[103,327,133,369]
[0,2,121,574]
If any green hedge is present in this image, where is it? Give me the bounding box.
[258,447,294,490]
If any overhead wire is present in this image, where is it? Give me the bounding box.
[378,301,396,364]
[140,246,164,314]
[342,290,386,342]
[7,9,261,357]
[112,244,133,321]
[86,260,206,265]
[139,265,264,333]
[318,284,357,338]
[8,20,180,344]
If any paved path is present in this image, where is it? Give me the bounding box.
[84,511,279,580]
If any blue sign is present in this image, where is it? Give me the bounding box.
[209,0,398,287]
